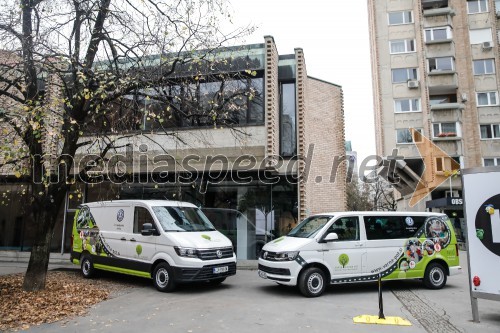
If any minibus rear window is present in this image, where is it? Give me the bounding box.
[364,216,426,240]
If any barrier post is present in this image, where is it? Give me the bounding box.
[378,273,385,320]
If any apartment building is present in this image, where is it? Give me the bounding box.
[368,0,500,217]
[0,37,346,259]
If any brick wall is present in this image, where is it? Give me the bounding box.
[303,77,346,214]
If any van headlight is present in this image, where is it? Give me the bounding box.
[274,251,299,261]
[174,246,199,258]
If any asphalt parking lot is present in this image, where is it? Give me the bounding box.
[1,252,499,333]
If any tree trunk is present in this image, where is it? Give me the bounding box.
[22,205,57,291]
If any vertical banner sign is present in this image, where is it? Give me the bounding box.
[462,167,500,323]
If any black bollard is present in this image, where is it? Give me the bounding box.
[378,273,385,320]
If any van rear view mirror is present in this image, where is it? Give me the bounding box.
[324,233,339,242]
[141,223,155,236]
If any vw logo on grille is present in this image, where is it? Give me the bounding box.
[216,250,223,258]
[263,251,268,259]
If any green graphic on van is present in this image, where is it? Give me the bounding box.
[338,254,349,268]
[136,245,142,255]
[201,234,211,241]
[273,237,285,243]
[476,229,484,240]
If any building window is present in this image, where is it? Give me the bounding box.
[477,91,499,106]
[396,128,423,144]
[425,26,452,42]
[433,122,459,137]
[480,124,500,139]
[429,94,457,105]
[394,98,421,113]
[428,57,454,72]
[435,157,455,172]
[469,28,493,44]
[280,82,296,157]
[388,11,413,25]
[392,68,418,83]
[467,0,488,14]
[484,158,500,166]
[389,39,416,54]
[473,59,495,75]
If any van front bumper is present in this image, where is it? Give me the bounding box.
[172,262,236,282]
[257,259,300,286]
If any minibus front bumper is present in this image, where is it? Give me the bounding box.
[257,259,300,286]
[172,261,236,282]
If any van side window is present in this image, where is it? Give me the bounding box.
[364,216,426,240]
[134,207,155,233]
[326,217,359,241]
[76,207,95,229]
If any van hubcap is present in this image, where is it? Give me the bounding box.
[430,267,444,286]
[156,268,169,288]
[82,260,90,275]
[307,273,323,293]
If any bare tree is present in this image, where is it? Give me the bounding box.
[346,177,373,211]
[369,179,397,211]
[0,0,254,291]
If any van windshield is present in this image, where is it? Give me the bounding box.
[287,215,334,238]
[152,206,216,232]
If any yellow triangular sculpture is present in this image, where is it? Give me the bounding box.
[353,315,412,326]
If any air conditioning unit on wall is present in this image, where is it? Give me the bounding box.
[482,41,493,50]
[407,80,419,89]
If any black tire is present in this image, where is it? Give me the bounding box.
[80,255,95,278]
[208,277,226,286]
[424,262,447,289]
[153,262,176,292]
[298,267,326,297]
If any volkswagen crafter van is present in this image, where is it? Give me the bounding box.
[258,212,461,297]
[71,200,236,291]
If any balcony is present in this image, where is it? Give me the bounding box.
[427,71,458,94]
[430,103,464,111]
[422,0,448,10]
[433,132,460,140]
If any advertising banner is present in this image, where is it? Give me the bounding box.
[462,167,500,322]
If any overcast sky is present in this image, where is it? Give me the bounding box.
[229,1,375,165]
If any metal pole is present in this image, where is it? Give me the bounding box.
[471,296,480,323]
[61,191,69,255]
[378,273,385,320]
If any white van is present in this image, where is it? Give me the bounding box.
[71,200,236,291]
[258,211,461,297]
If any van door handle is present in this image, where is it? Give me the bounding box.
[355,243,364,247]
[130,238,136,242]
[120,237,126,241]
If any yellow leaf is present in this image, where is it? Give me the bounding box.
[14,171,21,178]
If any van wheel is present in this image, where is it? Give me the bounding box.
[153,263,176,292]
[424,262,447,289]
[299,267,326,297]
[81,255,95,278]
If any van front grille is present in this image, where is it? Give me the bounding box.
[258,264,291,276]
[198,247,234,260]
[177,262,237,281]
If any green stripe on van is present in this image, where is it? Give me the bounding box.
[94,264,151,278]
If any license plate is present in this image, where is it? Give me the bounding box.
[213,266,228,274]
[258,270,267,279]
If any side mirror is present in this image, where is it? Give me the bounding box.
[141,223,155,236]
[324,232,339,242]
